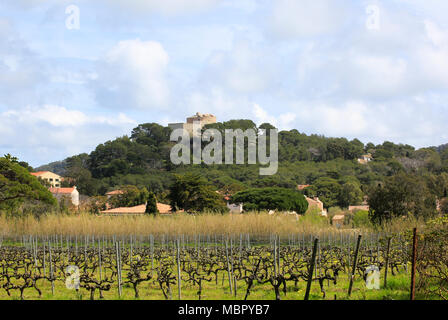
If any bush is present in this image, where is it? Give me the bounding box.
[231,187,308,214]
[352,210,371,227]
[145,192,159,215]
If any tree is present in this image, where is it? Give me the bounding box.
[145,192,159,215]
[230,187,308,214]
[0,157,56,212]
[168,173,227,213]
[368,173,437,224]
[313,177,342,209]
[338,182,363,208]
[109,185,149,208]
[440,198,448,215]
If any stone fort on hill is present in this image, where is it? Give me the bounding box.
[168,112,217,135]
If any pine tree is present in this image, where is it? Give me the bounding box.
[145,191,159,215]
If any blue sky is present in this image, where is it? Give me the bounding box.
[1,0,448,167]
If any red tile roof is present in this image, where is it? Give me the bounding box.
[106,190,124,196]
[100,203,176,215]
[49,187,76,194]
[30,171,50,176]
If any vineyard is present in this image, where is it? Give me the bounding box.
[1,230,445,301]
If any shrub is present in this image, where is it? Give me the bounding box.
[145,192,159,215]
[352,210,371,228]
[231,187,308,214]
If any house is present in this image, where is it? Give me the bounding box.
[297,184,311,191]
[49,186,79,206]
[357,154,373,165]
[168,112,217,136]
[349,205,370,212]
[305,196,327,216]
[227,203,243,213]
[100,203,176,215]
[332,215,345,228]
[105,189,124,199]
[30,171,63,188]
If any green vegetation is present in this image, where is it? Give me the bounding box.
[0,156,56,214]
[145,192,159,215]
[108,185,149,208]
[168,173,227,213]
[1,118,447,223]
[231,187,308,214]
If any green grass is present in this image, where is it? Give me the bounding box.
[0,270,434,301]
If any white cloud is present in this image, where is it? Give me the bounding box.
[0,19,47,108]
[92,39,170,110]
[0,105,136,166]
[268,0,350,39]
[101,0,220,16]
[4,105,136,127]
[253,103,296,130]
[203,41,275,93]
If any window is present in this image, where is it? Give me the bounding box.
[49,178,53,181]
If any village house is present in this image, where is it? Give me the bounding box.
[168,112,217,136]
[357,153,373,165]
[30,171,63,188]
[305,196,327,216]
[49,186,79,207]
[105,189,124,199]
[348,205,370,212]
[332,215,345,228]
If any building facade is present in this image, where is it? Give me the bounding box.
[30,171,63,188]
[49,187,79,206]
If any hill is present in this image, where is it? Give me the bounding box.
[34,119,448,209]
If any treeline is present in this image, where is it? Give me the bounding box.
[29,120,448,220]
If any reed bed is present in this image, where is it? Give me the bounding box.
[0,211,350,237]
[0,210,426,238]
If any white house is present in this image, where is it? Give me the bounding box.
[49,186,79,206]
[227,203,243,213]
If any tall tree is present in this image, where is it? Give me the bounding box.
[168,173,226,213]
[145,191,159,215]
[0,157,56,211]
[368,173,437,224]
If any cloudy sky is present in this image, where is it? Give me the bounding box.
[1,0,448,167]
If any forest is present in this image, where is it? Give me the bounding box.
[4,119,448,222]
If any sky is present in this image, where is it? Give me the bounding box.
[1,0,448,167]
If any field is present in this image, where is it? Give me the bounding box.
[0,212,445,301]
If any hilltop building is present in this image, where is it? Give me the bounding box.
[358,154,373,164]
[30,171,63,188]
[168,112,217,136]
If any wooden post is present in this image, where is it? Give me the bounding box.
[176,238,182,300]
[273,236,278,277]
[348,234,362,297]
[225,238,233,295]
[304,238,319,300]
[116,241,122,297]
[49,240,54,295]
[384,237,392,288]
[410,228,418,300]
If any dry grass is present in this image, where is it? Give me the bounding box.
[0,211,349,237]
[0,209,427,237]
